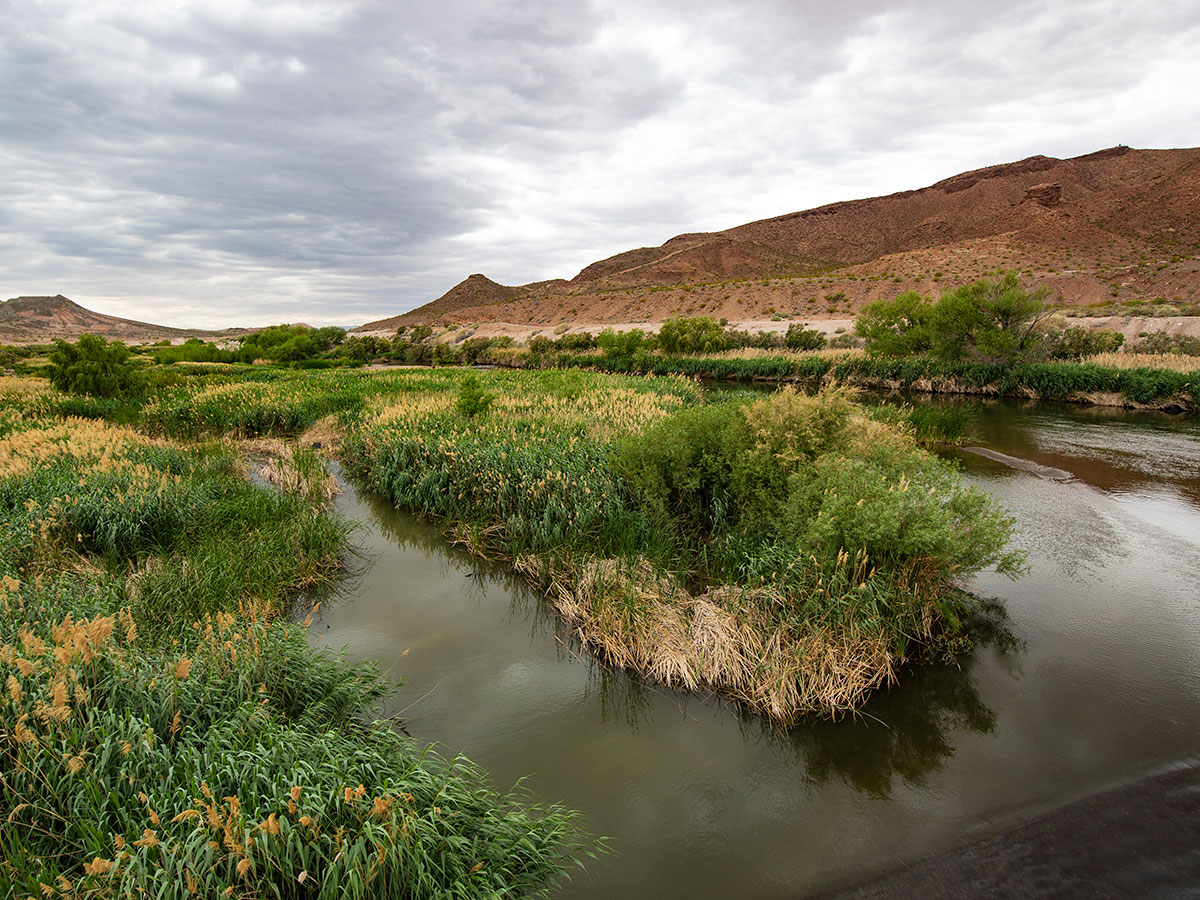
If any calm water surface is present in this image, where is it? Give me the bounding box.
[309,399,1200,898]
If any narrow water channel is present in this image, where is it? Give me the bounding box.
[308,399,1200,898]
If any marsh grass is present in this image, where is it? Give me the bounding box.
[0,385,589,897]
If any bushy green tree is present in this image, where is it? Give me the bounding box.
[784,324,828,351]
[855,291,935,357]
[657,316,730,354]
[556,332,597,351]
[857,275,1053,364]
[48,333,141,397]
[597,327,653,357]
[929,274,1049,363]
[337,335,390,362]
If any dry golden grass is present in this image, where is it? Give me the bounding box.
[255,449,339,502]
[298,415,343,454]
[0,375,56,400]
[1084,352,1200,372]
[0,417,171,480]
[368,378,689,442]
[541,554,901,722]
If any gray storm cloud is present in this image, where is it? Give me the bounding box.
[1,0,1198,326]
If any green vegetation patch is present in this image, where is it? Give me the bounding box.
[0,381,588,897]
[341,369,1021,720]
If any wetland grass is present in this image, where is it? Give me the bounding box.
[0,377,588,898]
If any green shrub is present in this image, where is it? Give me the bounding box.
[1045,325,1125,359]
[784,324,828,351]
[155,338,236,365]
[929,274,1050,363]
[48,334,141,398]
[1134,332,1200,356]
[856,291,935,357]
[455,374,495,417]
[657,316,730,354]
[597,327,653,357]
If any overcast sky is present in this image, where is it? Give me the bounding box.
[2,0,1198,327]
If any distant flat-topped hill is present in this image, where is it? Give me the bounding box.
[357,145,1200,330]
[0,295,253,345]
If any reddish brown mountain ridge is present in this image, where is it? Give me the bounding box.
[358,145,1200,330]
[0,294,252,344]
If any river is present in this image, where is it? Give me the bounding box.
[308,397,1200,898]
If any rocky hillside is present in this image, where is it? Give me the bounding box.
[358,145,1200,330]
[0,295,252,344]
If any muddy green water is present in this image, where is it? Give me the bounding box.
[309,399,1200,898]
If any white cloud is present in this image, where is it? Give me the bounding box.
[1,0,1198,326]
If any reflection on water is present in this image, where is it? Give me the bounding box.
[310,399,1200,899]
[794,661,996,799]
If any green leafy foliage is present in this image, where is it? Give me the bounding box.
[855,291,935,357]
[857,275,1051,364]
[0,402,588,896]
[929,274,1050,363]
[154,338,237,365]
[656,316,730,354]
[1045,325,1125,359]
[597,327,654,358]
[784,324,828,351]
[48,334,142,398]
[239,324,346,363]
[455,374,495,417]
[614,386,1020,595]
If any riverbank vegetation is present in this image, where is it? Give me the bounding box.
[0,374,587,897]
[475,277,1199,412]
[42,356,1022,722]
[337,369,1022,720]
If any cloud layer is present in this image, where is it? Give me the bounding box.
[2,0,1198,326]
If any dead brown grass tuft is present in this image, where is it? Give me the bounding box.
[1084,352,1200,373]
[548,557,902,721]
